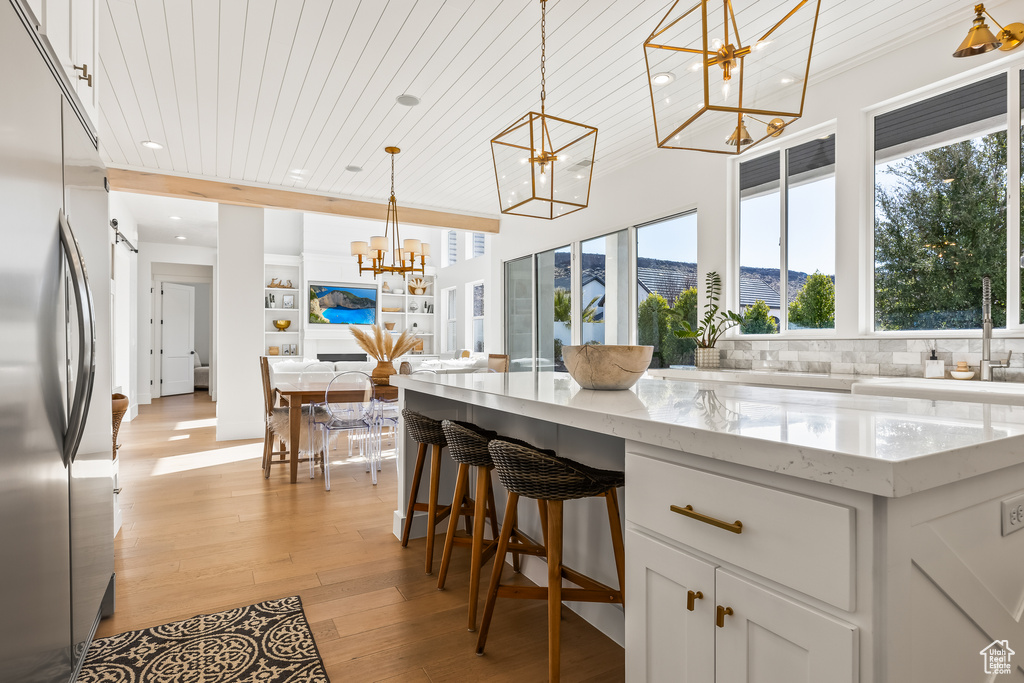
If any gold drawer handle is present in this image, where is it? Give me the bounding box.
[686,589,703,611]
[716,605,733,628]
[670,504,743,534]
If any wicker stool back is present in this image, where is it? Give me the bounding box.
[488,439,623,501]
[441,420,496,467]
[402,409,447,447]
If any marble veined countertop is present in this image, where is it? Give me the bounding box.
[392,371,1024,498]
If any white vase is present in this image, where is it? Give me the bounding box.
[695,347,720,369]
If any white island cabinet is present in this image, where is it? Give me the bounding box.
[391,372,1024,682]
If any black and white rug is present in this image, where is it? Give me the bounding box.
[77,596,330,683]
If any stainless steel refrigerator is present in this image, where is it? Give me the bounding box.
[1,1,115,681]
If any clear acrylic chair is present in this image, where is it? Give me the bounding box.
[309,371,374,490]
[372,369,436,478]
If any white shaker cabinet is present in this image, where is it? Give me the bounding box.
[30,0,99,129]
[626,529,857,683]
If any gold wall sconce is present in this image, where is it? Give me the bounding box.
[953,4,1024,57]
[644,0,821,155]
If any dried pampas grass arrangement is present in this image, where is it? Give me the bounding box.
[350,324,418,362]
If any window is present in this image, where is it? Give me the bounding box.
[874,74,1007,330]
[505,257,533,371]
[444,288,457,353]
[536,245,571,371]
[581,231,629,346]
[636,212,697,367]
[739,135,837,334]
[470,232,486,259]
[444,230,458,267]
[471,283,484,352]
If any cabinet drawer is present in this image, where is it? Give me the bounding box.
[626,453,855,611]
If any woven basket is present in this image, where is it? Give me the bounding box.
[441,420,497,467]
[488,438,624,501]
[112,393,129,460]
[402,409,447,447]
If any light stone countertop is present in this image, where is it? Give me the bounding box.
[392,371,1024,498]
[648,366,862,391]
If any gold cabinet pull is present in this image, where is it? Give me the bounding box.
[74,63,92,87]
[716,605,733,628]
[670,504,743,534]
[686,589,703,611]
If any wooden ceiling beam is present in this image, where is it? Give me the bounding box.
[106,168,500,233]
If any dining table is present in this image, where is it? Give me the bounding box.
[274,378,399,483]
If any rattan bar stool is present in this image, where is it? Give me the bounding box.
[475,437,626,682]
[438,420,538,631]
[401,409,469,574]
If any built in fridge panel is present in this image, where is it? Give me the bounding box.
[63,96,115,672]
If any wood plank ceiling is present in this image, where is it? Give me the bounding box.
[98,0,969,217]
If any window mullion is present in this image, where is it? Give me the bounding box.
[1008,70,1021,329]
[779,150,789,332]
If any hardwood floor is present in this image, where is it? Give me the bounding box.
[99,392,625,682]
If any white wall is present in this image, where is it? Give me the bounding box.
[487,0,1024,348]
[216,204,264,440]
[265,208,303,255]
[108,192,139,418]
[191,282,212,365]
[136,241,217,404]
[436,242,491,354]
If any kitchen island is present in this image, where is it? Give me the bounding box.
[391,371,1024,682]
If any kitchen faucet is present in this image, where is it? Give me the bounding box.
[980,275,1012,381]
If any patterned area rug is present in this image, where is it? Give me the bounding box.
[77,596,330,683]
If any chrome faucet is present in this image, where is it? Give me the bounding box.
[980,275,1012,381]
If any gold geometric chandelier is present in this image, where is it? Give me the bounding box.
[491,0,598,220]
[644,0,821,155]
[350,146,428,279]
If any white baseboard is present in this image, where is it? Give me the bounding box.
[138,392,151,405]
[216,420,263,441]
[128,405,139,421]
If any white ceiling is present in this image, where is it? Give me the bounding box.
[98,0,970,217]
[114,192,219,247]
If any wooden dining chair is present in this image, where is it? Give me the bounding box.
[260,356,288,477]
[487,354,510,373]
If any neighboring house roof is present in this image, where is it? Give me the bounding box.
[637,266,698,305]
[738,276,781,308]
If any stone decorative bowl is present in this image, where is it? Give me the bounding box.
[272,319,291,331]
[562,345,654,390]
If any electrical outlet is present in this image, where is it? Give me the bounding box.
[1001,493,1024,536]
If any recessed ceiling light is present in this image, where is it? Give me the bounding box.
[780,77,795,84]
[169,216,181,220]
[289,168,306,174]
[652,72,675,86]
[175,235,186,240]
[344,165,363,173]
[141,140,163,149]
[396,94,421,107]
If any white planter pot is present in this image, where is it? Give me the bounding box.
[695,347,720,369]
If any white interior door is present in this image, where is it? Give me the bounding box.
[161,283,195,396]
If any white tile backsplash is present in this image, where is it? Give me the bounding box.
[717,337,1024,382]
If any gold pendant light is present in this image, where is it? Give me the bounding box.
[491,0,598,220]
[350,147,428,279]
[952,4,1024,58]
[644,0,822,155]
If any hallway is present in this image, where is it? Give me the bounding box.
[100,393,624,681]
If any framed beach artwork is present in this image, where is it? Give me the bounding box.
[309,282,378,325]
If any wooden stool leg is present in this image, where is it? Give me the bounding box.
[476,492,519,655]
[437,463,470,590]
[468,464,490,631]
[606,488,626,601]
[401,443,428,547]
[484,468,500,541]
[425,444,444,574]
[547,499,563,683]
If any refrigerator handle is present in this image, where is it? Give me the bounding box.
[59,209,96,467]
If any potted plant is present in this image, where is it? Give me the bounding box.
[671,271,743,369]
